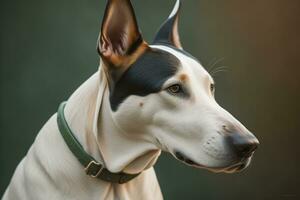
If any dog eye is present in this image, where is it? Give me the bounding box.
[210,83,215,92]
[167,84,183,94]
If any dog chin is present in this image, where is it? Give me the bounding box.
[183,157,252,174]
[173,151,253,173]
[209,157,252,174]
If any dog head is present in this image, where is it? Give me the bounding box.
[97,0,259,173]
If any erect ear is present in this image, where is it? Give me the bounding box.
[98,0,148,87]
[153,0,182,49]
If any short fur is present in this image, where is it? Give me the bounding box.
[2,0,259,199]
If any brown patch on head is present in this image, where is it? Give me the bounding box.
[179,73,189,82]
[139,102,144,107]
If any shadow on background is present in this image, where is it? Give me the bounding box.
[1,0,299,199]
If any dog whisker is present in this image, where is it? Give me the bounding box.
[207,57,217,71]
[211,70,228,77]
[211,66,229,73]
[208,57,226,73]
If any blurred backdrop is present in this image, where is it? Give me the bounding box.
[1,0,300,199]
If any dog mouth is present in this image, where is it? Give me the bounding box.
[223,162,248,173]
[174,151,204,168]
[223,155,252,173]
[174,151,250,173]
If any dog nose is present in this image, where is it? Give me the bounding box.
[227,133,259,158]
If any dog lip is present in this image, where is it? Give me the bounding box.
[237,163,246,170]
[223,157,252,173]
[228,163,244,171]
[225,163,247,173]
[174,151,251,171]
[175,151,185,161]
[174,151,204,167]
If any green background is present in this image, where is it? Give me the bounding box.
[1,0,299,199]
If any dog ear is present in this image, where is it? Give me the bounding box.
[98,0,148,87]
[153,0,182,49]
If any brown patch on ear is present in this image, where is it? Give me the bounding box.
[99,36,146,68]
[98,0,149,88]
[171,13,182,49]
[116,41,149,73]
[179,73,189,82]
[101,41,149,89]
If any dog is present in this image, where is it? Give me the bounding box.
[2,0,259,199]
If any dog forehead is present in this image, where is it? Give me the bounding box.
[150,45,210,79]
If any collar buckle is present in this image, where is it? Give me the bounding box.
[85,160,104,178]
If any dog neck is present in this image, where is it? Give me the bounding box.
[64,63,161,176]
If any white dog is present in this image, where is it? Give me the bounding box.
[2,0,259,199]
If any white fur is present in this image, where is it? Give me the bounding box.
[2,66,163,200]
[2,45,258,200]
[113,45,258,171]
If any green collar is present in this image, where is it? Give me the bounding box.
[57,102,140,184]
